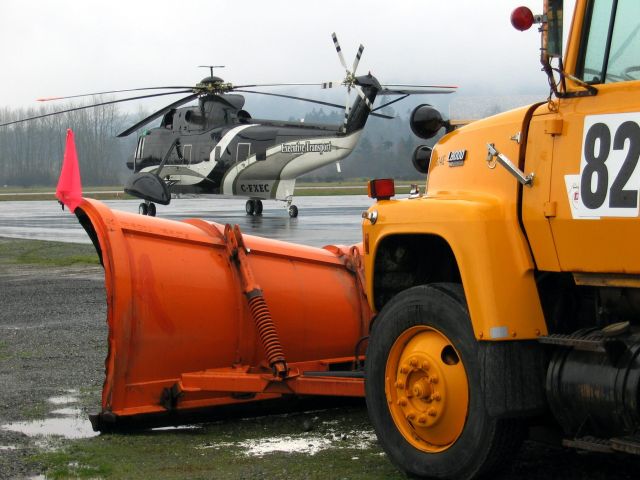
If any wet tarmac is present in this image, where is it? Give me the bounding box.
[0,195,374,247]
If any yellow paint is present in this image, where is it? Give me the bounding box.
[364,107,548,340]
[385,326,468,452]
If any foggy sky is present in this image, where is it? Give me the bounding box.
[0,0,558,116]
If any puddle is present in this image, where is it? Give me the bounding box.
[239,435,333,456]
[47,390,80,405]
[2,416,98,440]
[152,425,202,432]
[197,428,378,457]
[50,407,81,416]
[1,392,97,440]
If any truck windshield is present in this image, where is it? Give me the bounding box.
[578,0,640,84]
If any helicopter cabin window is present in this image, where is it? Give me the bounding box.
[213,146,221,162]
[236,143,251,163]
[578,0,640,83]
[182,145,192,163]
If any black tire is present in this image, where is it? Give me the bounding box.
[365,284,524,479]
[245,199,255,215]
[288,204,298,218]
[138,203,148,215]
[254,200,263,216]
[147,203,156,217]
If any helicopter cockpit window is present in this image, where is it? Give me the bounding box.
[162,109,175,129]
[578,0,640,83]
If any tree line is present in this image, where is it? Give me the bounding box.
[0,99,137,187]
[0,99,436,188]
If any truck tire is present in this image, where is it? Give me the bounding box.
[365,284,524,479]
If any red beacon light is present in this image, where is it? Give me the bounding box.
[511,6,535,31]
[368,178,395,200]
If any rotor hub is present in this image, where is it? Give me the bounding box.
[196,77,232,94]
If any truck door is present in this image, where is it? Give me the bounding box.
[545,0,640,273]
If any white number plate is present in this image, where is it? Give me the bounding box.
[566,112,640,218]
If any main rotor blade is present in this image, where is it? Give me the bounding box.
[382,84,458,89]
[321,79,344,89]
[117,92,199,137]
[371,94,409,112]
[378,88,456,95]
[36,86,195,102]
[352,44,364,73]
[233,82,322,89]
[234,89,392,119]
[331,32,348,71]
[234,89,346,109]
[0,90,194,128]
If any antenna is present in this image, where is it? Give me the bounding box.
[199,65,226,77]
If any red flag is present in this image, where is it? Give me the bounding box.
[56,129,83,212]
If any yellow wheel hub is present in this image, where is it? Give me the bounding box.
[385,325,469,452]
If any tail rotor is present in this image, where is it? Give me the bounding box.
[323,32,371,132]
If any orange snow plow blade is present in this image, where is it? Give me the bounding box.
[75,199,371,431]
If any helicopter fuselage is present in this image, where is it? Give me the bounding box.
[126,97,366,201]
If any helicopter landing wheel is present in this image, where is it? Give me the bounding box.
[138,203,148,215]
[254,200,263,216]
[288,204,298,218]
[245,199,255,215]
[147,203,156,217]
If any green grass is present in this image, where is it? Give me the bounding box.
[29,407,402,480]
[0,238,99,267]
[19,402,50,421]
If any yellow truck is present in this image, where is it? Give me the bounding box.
[362,0,640,477]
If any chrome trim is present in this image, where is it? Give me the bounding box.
[361,209,378,224]
[486,143,534,187]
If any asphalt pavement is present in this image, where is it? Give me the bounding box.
[0,195,374,247]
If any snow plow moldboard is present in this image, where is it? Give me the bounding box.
[74,199,371,431]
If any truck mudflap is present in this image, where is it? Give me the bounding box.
[74,199,371,431]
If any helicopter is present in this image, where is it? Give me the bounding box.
[1,34,456,217]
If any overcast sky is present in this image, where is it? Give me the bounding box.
[0,0,561,116]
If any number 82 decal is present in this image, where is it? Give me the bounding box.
[573,113,640,218]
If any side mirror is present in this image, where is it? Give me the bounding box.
[412,145,432,174]
[410,105,446,140]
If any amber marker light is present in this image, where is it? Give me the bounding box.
[511,6,535,31]
[368,178,395,200]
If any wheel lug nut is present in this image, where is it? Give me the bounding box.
[398,397,408,407]
[429,375,439,384]
[432,391,441,401]
[409,358,418,367]
[422,361,430,370]
[400,366,409,374]
[417,415,427,424]
[407,412,416,421]
[428,408,437,417]
[395,380,405,389]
